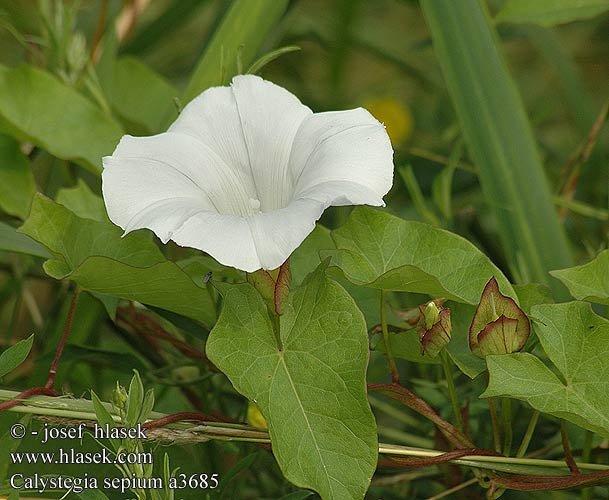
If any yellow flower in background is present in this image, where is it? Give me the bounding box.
[363,96,413,146]
[247,400,267,428]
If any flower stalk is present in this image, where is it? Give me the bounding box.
[516,411,540,458]
[247,259,291,351]
[489,397,502,454]
[440,350,463,431]
[502,397,513,456]
[380,290,400,384]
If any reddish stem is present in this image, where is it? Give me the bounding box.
[45,286,81,390]
[368,382,473,448]
[143,411,222,429]
[560,419,580,475]
[0,386,57,412]
[116,305,231,422]
[386,447,501,468]
[491,469,609,491]
[117,306,210,363]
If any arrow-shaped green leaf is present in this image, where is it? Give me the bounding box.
[207,267,377,500]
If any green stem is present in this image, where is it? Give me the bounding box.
[440,350,463,431]
[489,397,501,453]
[502,397,513,456]
[378,426,433,448]
[1,389,608,476]
[378,442,609,473]
[516,410,540,458]
[380,290,400,384]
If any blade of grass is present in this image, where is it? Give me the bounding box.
[553,196,609,221]
[182,0,289,104]
[247,45,301,75]
[400,164,441,227]
[420,0,572,295]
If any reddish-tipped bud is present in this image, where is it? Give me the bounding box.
[247,260,291,316]
[418,301,452,358]
[469,277,530,358]
[274,260,291,315]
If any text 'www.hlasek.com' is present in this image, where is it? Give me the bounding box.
[8,421,219,494]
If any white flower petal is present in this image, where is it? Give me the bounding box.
[298,180,386,207]
[102,132,258,242]
[171,212,260,272]
[168,86,256,196]
[169,75,312,213]
[246,198,325,270]
[289,108,394,206]
[230,75,312,211]
[171,199,325,272]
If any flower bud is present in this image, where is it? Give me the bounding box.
[393,299,446,328]
[469,277,530,357]
[418,302,452,357]
[67,32,87,77]
[113,381,129,412]
[247,260,291,316]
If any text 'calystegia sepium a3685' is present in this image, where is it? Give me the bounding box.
[101,75,394,272]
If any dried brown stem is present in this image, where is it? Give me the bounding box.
[558,99,609,219]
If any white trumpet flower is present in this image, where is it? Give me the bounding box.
[102,75,394,272]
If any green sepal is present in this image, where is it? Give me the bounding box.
[469,277,529,357]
